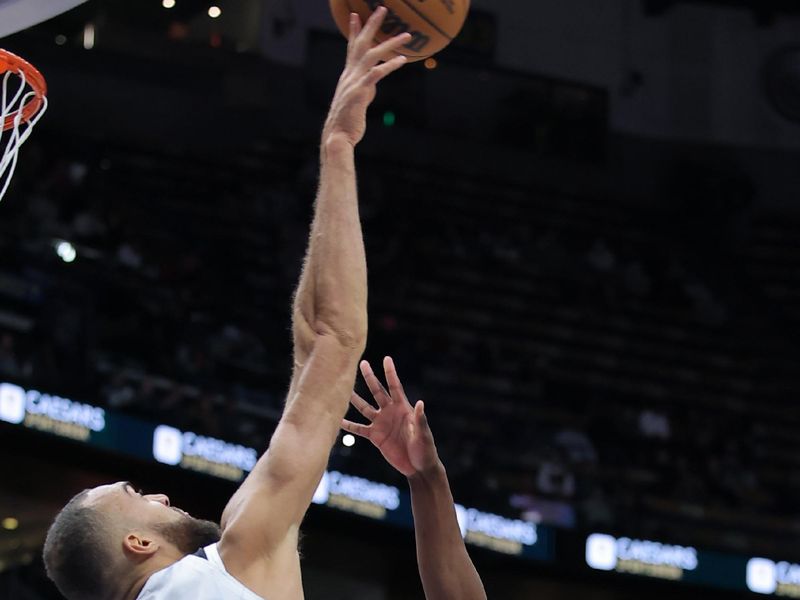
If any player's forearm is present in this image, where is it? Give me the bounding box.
[275,135,366,476]
[222,138,368,533]
[291,134,367,370]
[409,461,487,600]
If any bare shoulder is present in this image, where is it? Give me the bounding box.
[217,531,304,600]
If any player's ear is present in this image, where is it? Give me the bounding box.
[123,532,160,558]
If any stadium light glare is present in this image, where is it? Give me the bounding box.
[1,518,18,531]
[342,434,356,447]
[56,241,77,263]
[82,23,95,50]
[208,6,222,18]
[162,0,176,8]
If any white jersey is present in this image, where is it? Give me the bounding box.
[137,543,265,600]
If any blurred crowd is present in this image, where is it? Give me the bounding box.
[1,131,800,558]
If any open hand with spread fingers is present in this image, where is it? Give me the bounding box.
[323,8,411,148]
[342,357,440,478]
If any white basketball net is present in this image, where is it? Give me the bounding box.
[0,68,47,202]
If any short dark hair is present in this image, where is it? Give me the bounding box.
[43,489,113,600]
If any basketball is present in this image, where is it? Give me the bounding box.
[329,0,470,62]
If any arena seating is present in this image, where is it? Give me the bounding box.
[2,131,800,558]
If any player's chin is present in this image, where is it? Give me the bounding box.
[156,513,221,554]
[171,506,191,519]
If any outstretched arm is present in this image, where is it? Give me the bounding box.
[343,358,487,600]
[216,10,410,593]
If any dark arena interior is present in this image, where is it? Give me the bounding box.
[1,0,800,598]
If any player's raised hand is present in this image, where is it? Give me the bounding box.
[342,357,440,478]
[323,8,410,147]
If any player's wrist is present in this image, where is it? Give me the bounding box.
[321,130,356,152]
[408,458,446,485]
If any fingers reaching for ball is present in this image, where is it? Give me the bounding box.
[367,30,412,63]
[323,9,411,146]
[331,0,470,62]
[352,6,386,49]
[347,8,411,68]
[348,8,385,60]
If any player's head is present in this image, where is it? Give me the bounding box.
[43,481,221,600]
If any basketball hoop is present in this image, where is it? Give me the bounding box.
[0,49,48,202]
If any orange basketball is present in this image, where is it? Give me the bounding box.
[329,0,470,62]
